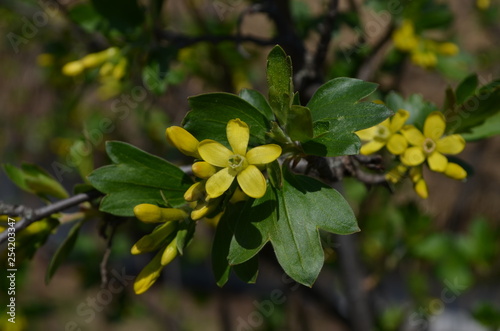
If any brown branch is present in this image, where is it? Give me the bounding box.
[0,190,102,245]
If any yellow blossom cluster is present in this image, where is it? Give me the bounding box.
[61,47,127,99]
[392,20,459,69]
[166,118,281,219]
[357,110,467,199]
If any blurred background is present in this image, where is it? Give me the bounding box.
[1,0,500,330]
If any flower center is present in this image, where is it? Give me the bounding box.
[375,125,390,140]
[228,154,247,172]
[422,138,436,154]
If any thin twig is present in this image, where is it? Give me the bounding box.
[0,190,102,245]
[100,220,118,287]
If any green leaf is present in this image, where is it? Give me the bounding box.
[68,3,102,33]
[287,105,313,141]
[455,74,478,105]
[233,255,259,284]
[461,111,500,141]
[267,160,283,189]
[385,92,437,130]
[239,89,274,121]
[229,168,359,286]
[303,77,393,156]
[3,163,69,199]
[45,219,84,284]
[446,80,500,134]
[88,141,192,217]
[267,45,293,124]
[176,219,196,255]
[184,93,270,146]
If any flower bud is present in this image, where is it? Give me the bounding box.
[134,250,163,295]
[192,162,216,179]
[133,204,187,223]
[161,237,178,266]
[165,126,200,158]
[62,60,85,76]
[131,221,177,255]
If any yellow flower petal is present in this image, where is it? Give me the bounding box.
[427,151,448,172]
[192,162,217,179]
[198,140,232,168]
[436,135,465,155]
[356,126,378,141]
[444,162,467,180]
[134,250,163,294]
[227,118,249,156]
[161,237,178,266]
[205,167,235,198]
[414,178,428,199]
[360,140,385,155]
[166,126,200,158]
[401,147,426,166]
[401,125,425,146]
[387,133,408,155]
[236,165,266,198]
[229,187,249,204]
[389,109,410,132]
[424,112,446,141]
[246,144,282,165]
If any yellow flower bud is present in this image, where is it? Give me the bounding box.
[62,60,85,76]
[386,164,408,184]
[477,0,490,10]
[205,212,223,227]
[133,204,187,223]
[229,187,248,204]
[191,200,218,220]
[184,181,206,202]
[131,221,177,255]
[99,61,115,77]
[134,250,163,295]
[161,237,178,266]
[112,57,127,80]
[165,126,200,158]
[37,53,54,67]
[438,42,459,56]
[192,162,217,179]
[81,47,119,68]
[414,178,428,199]
[444,162,467,180]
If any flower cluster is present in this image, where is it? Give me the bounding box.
[167,118,281,219]
[357,110,467,199]
[131,204,187,294]
[392,20,459,69]
[61,47,127,99]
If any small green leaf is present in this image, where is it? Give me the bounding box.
[176,219,196,255]
[385,92,437,130]
[88,141,192,217]
[69,140,94,182]
[45,219,84,284]
[287,105,313,141]
[233,255,259,284]
[446,80,500,134]
[267,160,283,189]
[267,45,293,124]
[239,88,274,121]
[212,205,240,287]
[443,86,456,111]
[303,77,392,156]
[184,93,270,146]
[455,74,478,105]
[461,111,500,141]
[3,163,69,199]
[229,168,359,286]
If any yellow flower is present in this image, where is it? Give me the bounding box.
[62,60,85,76]
[198,119,282,199]
[410,50,438,68]
[400,112,466,176]
[166,126,201,158]
[477,0,490,9]
[356,109,410,155]
[393,20,419,52]
[438,42,459,56]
